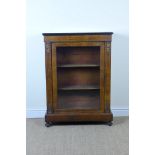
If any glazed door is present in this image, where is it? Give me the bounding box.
[51,42,105,113]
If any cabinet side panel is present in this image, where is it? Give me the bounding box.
[100,46,105,112]
[51,45,58,111]
[104,42,111,113]
[45,42,53,113]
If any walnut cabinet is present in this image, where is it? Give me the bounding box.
[43,33,113,126]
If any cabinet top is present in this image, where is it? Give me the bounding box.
[42,32,113,36]
[43,32,113,42]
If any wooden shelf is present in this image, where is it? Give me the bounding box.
[57,64,100,68]
[58,85,100,90]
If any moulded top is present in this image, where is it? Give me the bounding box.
[43,32,113,42]
[42,32,113,36]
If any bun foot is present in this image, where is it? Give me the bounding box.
[107,121,113,126]
[45,122,53,127]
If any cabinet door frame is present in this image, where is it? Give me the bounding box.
[51,42,106,113]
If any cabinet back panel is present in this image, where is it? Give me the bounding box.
[58,90,100,110]
[57,46,100,65]
[57,68,100,88]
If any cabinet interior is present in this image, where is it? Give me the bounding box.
[56,46,100,110]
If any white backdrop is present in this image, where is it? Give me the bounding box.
[26,0,129,117]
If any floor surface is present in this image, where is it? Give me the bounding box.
[26,117,129,155]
